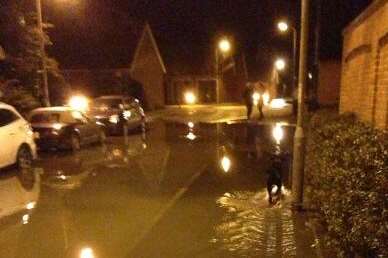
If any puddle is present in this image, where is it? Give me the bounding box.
[213,190,298,257]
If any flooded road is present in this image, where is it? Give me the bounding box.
[0,119,317,258]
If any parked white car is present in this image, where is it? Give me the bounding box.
[0,102,37,170]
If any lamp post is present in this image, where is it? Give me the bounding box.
[215,38,231,104]
[273,58,286,97]
[36,0,50,107]
[277,21,298,96]
[292,0,310,209]
[275,58,286,71]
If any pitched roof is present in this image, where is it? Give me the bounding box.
[130,23,166,73]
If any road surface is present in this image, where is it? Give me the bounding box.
[0,107,317,258]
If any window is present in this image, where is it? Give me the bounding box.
[92,98,123,109]
[0,109,19,127]
[31,113,60,123]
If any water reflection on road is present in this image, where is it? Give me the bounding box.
[0,120,317,258]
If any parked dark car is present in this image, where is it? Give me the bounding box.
[88,95,145,135]
[29,107,106,151]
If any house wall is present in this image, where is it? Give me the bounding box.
[341,0,388,130]
[318,60,341,107]
[131,30,165,110]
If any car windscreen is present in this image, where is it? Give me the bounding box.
[30,113,61,123]
[92,98,122,109]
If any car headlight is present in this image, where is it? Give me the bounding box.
[53,123,63,130]
[109,115,119,124]
[123,110,132,120]
[270,98,286,109]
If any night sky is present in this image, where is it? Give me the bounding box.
[45,0,372,77]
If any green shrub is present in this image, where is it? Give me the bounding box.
[305,111,388,258]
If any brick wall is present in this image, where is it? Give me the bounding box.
[341,0,388,130]
[318,60,341,107]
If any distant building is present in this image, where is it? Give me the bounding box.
[340,0,388,130]
[63,23,247,108]
[130,24,167,109]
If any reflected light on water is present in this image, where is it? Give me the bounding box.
[186,132,197,141]
[80,247,95,258]
[188,121,194,129]
[112,148,123,157]
[214,190,297,257]
[221,156,231,173]
[272,123,284,144]
[26,202,36,210]
[22,214,29,225]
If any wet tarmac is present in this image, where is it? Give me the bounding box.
[0,120,317,258]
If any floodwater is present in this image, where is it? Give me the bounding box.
[0,120,317,258]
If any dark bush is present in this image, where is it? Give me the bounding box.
[305,111,388,258]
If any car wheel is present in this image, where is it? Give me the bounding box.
[71,134,81,152]
[17,146,33,170]
[99,129,106,144]
[17,146,35,190]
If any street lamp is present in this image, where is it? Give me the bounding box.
[35,0,77,107]
[275,58,286,71]
[291,0,310,209]
[215,38,232,104]
[184,91,196,104]
[218,39,231,53]
[277,21,289,32]
[277,20,298,96]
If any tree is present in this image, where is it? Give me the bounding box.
[0,1,69,110]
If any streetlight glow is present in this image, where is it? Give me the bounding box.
[80,247,95,258]
[218,39,231,53]
[275,58,286,71]
[69,95,89,112]
[220,156,231,173]
[184,91,197,104]
[278,21,289,32]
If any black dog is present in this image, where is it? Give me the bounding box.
[266,159,283,205]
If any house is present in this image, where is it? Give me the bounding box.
[130,24,167,109]
[63,23,246,108]
[340,0,388,130]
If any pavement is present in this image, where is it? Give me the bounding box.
[0,104,319,258]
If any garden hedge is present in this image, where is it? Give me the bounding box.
[305,111,387,258]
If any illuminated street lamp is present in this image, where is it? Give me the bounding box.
[275,58,286,71]
[218,39,231,53]
[35,0,77,106]
[184,91,197,105]
[216,37,232,104]
[277,21,289,32]
[69,95,89,112]
[277,20,298,95]
[80,247,95,258]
